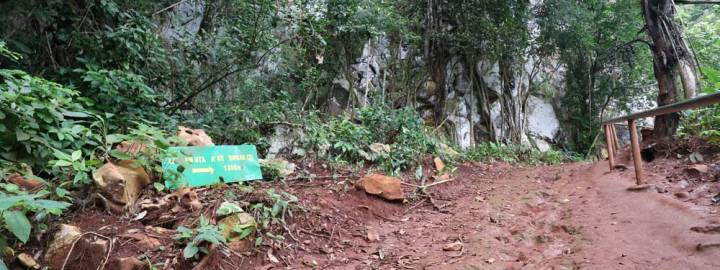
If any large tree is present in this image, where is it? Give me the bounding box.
[640,0,712,138]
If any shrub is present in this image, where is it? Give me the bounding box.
[681,105,720,144]
[304,106,436,174]
[463,142,519,163]
[463,142,573,165]
[0,69,96,172]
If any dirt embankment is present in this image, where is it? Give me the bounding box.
[21,144,720,269]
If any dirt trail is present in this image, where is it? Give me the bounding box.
[46,156,720,269]
[565,162,720,269]
[293,161,720,269]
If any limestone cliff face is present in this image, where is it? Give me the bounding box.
[159,0,206,43]
[157,0,566,151]
[334,35,564,151]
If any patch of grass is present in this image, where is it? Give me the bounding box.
[462,142,582,165]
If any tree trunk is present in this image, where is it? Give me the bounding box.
[424,0,450,125]
[498,56,526,144]
[641,0,699,138]
[468,55,496,142]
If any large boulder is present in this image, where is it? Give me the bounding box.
[92,160,151,212]
[216,202,257,253]
[45,224,82,262]
[490,95,560,152]
[259,158,296,178]
[177,126,214,146]
[525,96,560,151]
[44,225,108,269]
[356,174,405,201]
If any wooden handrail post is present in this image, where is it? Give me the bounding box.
[628,119,644,185]
[608,124,618,159]
[604,124,615,170]
[610,124,620,151]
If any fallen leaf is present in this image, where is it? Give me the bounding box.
[133,210,147,221]
[434,157,445,172]
[267,249,280,264]
[443,241,463,251]
[367,227,380,242]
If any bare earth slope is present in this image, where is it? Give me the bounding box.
[50,158,720,269]
[565,162,720,270]
[297,161,720,269]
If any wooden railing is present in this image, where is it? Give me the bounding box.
[601,92,720,187]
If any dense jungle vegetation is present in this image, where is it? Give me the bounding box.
[0,0,719,267]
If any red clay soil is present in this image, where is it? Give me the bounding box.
[21,152,720,269]
[277,159,720,269]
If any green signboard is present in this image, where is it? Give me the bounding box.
[162,145,262,188]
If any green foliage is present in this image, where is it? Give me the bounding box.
[463,142,519,163]
[0,40,20,62]
[681,105,720,144]
[184,79,297,146]
[216,202,244,217]
[446,0,530,61]
[251,189,298,227]
[174,216,226,259]
[463,142,572,165]
[247,189,298,247]
[105,123,184,178]
[78,68,166,130]
[330,0,408,37]
[49,149,96,185]
[0,187,70,244]
[536,0,654,152]
[304,106,436,174]
[703,68,720,93]
[0,69,95,172]
[679,5,720,93]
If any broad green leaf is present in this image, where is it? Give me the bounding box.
[15,130,30,141]
[54,160,72,167]
[271,203,281,217]
[0,195,33,212]
[52,150,71,160]
[237,227,254,240]
[71,150,82,161]
[55,187,68,198]
[0,258,7,270]
[2,210,31,243]
[199,216,210,227]
[2,184,20,194]
[61,111,89,118]
[182,244,199,258]
[110,150,132,160]
[216,202,243,216]
[153,182,165,192]
[173,226,193,240]
[27,199,71,214]
[70,125,85,135]
[105,134,124,144]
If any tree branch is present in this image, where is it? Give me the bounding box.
[167,38,292,115]
[674,0,720,4]
[623,38,654,49]
[153,0,189,16]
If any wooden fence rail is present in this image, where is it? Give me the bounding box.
[601,92,720,187]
